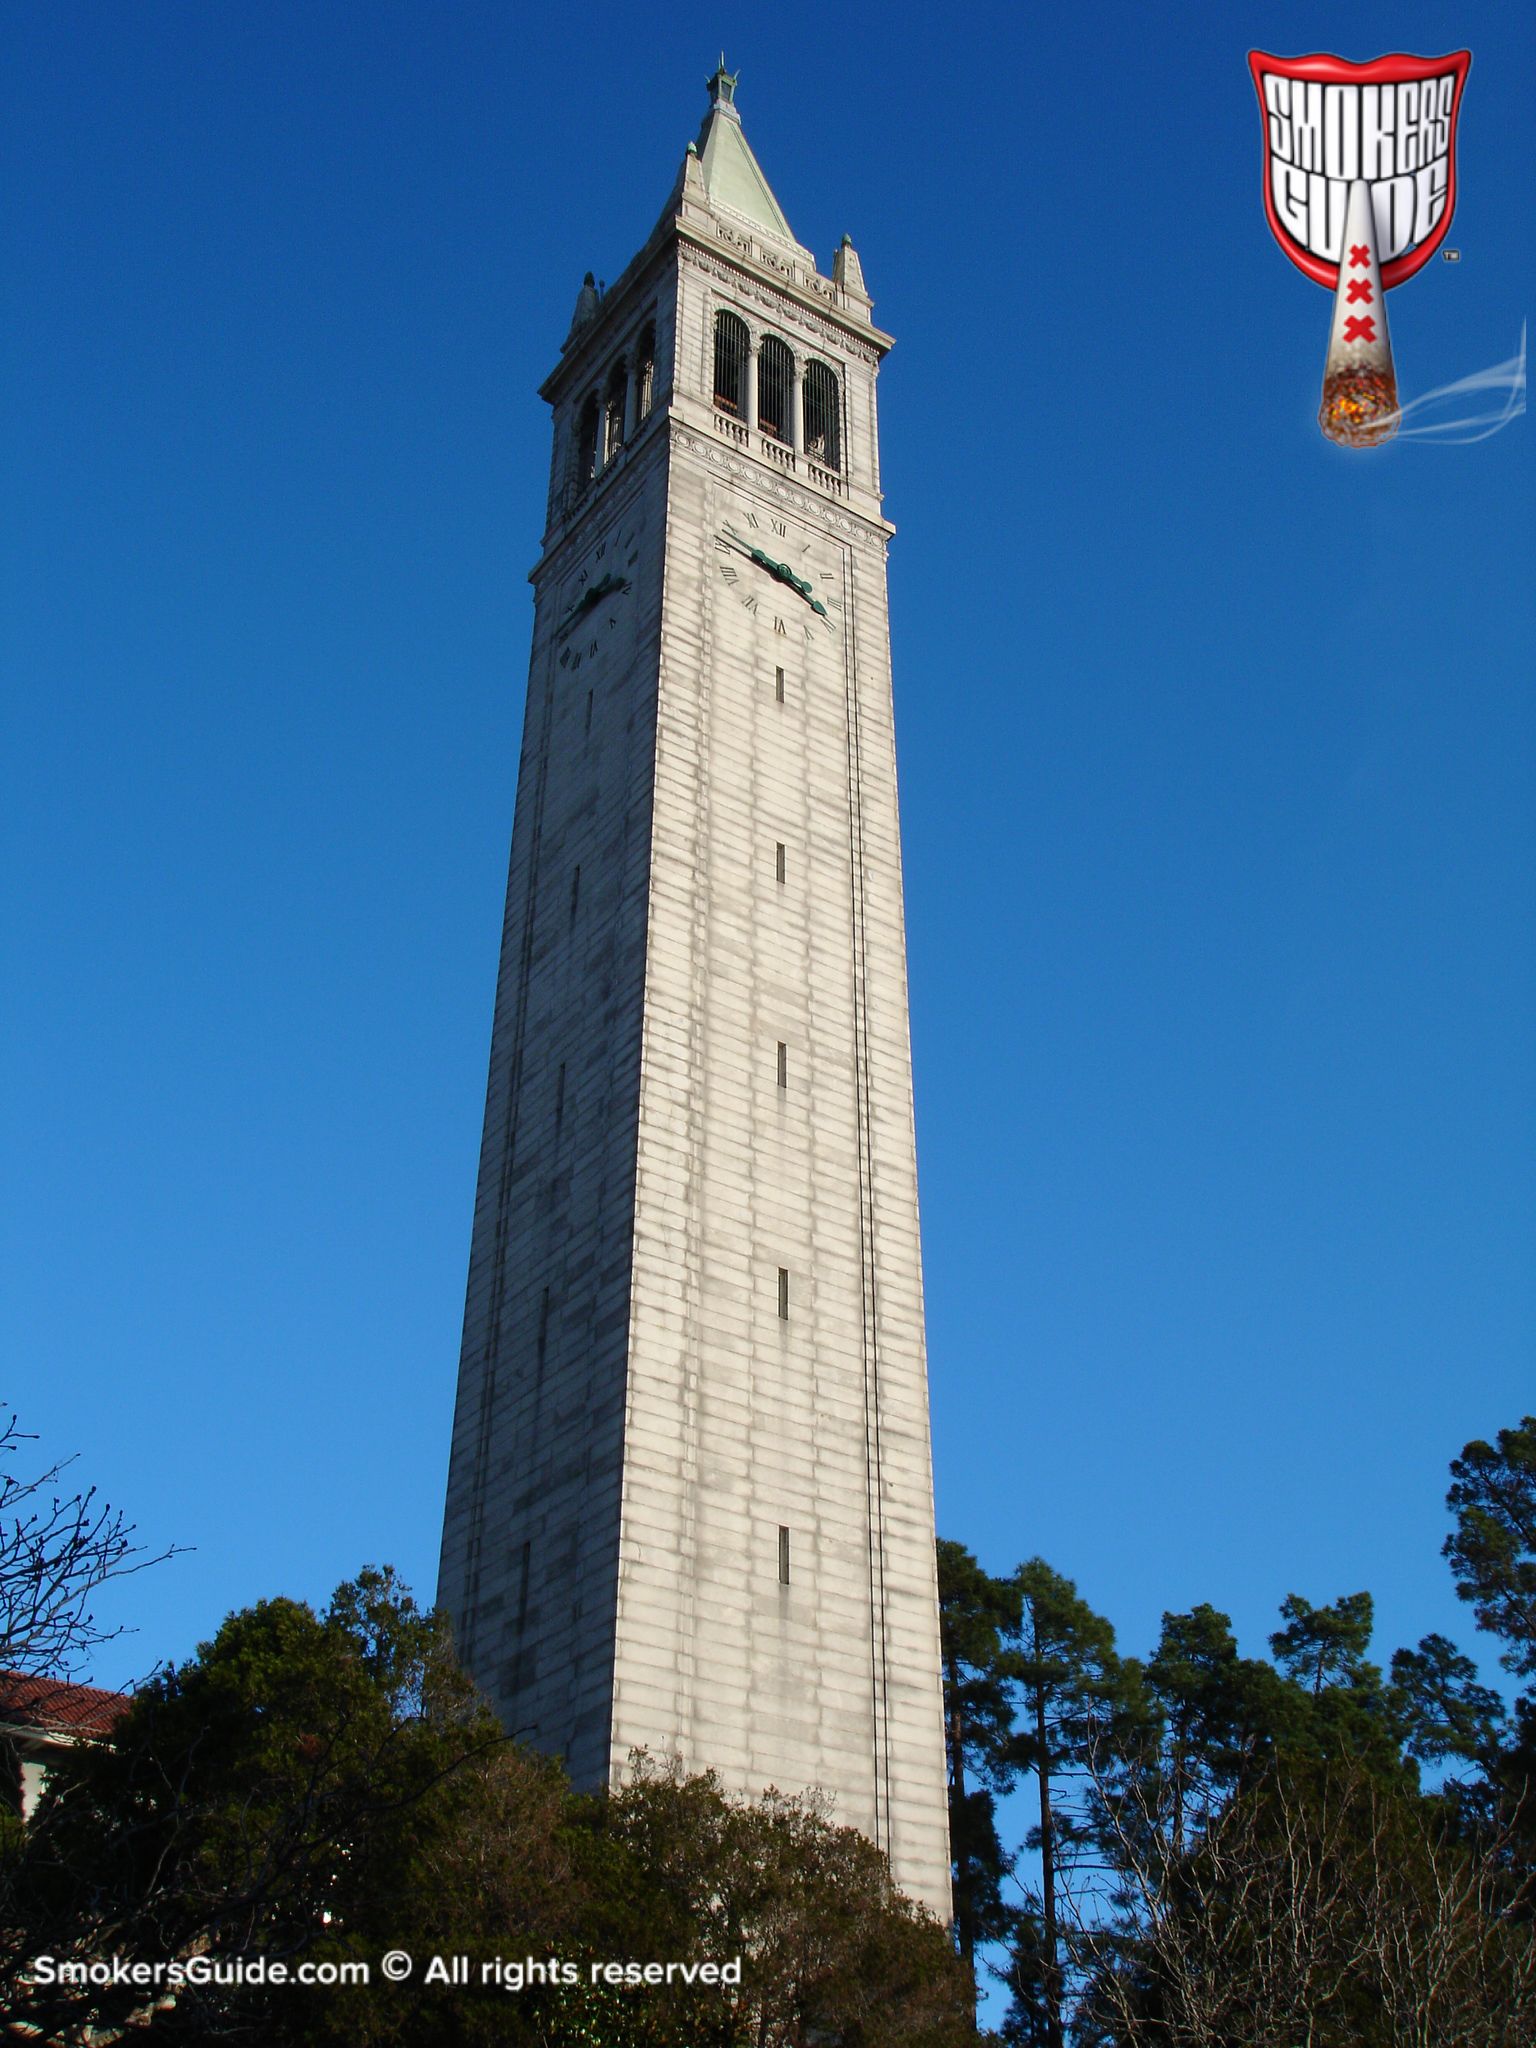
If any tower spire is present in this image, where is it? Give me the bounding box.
[692,57,797,245]
[706,54,739,114]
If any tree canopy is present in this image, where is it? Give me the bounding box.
[942,1415,1536,2045]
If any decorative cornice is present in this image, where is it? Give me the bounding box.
[540,236,674,404]
[678,230,888,364]
[669,421,892,548]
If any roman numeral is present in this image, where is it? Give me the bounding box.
[746,512,760,528]
[743,595,758,613]
[771,519,786,537]
[773,617,786,635]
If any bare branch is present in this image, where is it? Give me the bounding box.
[0,1407,187,1678]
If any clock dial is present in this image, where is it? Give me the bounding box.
[556,515,643,672]
[712,501,843,645]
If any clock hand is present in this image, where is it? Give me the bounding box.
[721,526,825,611]
[556,571,629,639]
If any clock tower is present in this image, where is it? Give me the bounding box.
[439,65,951,1916]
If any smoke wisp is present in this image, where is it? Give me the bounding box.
[1385,325,1527,444]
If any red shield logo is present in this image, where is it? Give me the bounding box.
[1248,51,1471,290]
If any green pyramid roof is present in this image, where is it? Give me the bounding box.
[694,63,797,246]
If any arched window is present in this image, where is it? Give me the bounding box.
[713,309,749,417]
[757,335,793,444]
[575,394,599,490]
[635,324,656,423]
[803,361,841,470]
[603,360,627,464]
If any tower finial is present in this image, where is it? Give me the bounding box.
[706,55,739,111]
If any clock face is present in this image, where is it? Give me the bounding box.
[555,514,643,674]
[710,500,844,647]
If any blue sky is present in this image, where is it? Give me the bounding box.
[4,1,1532,1727]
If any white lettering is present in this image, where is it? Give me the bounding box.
[1265,73,1291,161]
[1323,86,1360,181]
[1307,172,1344,262]
[1262,68,1457,262]
[1419,77,1446,167]
[1273,161,1309,241]
[1414,157,1449,244]
[1372,175,1418,261]
[1397,81,1421,171]
[1361,85,1394,179]
[1293,82,1324,171]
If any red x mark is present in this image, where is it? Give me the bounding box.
[1349,244,1370,267]
[1344,315,1377,343]
[1347,279,1373,304]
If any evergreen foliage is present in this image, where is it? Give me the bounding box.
[943,1416,1536,2044]
[4,1567,969,2045]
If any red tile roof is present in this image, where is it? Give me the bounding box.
[0,1671,130,1740]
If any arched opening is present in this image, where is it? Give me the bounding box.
[635,324,656,423]
[603,360,627,464]
[757,335,793,444]
[713,309,749,417]
[803,360,841,470]
[575,394,599,490]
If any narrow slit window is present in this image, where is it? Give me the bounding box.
[777,1267,789,1320]
[569,865,581,927]
[516,1540,532,1633]
[555,1062,567,1130]
[584,688,594,738]
[774,842,786,885]
[774,666,785,703]
[713,309,749,416]
[778,1526,791,1585]
[537,1287,551,1369]
[776,1041,787,1089]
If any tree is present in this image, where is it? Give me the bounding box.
[11,1570,971,2047]
[596,1755,972,2047]
[1267,1589,1410,1778]
[1141,1604,1274,1852]
[936,1538,1020,2014]
[1391,1632,1507,1769]
[1003,1561,1137,2048]
[0,1405,182,1679]
[1438,1417,1536,1879]
[10,1567,545,2042]
[1271,1590,1378,1696]
[1445,1417,1536,1678]
[1078,1754,1536,2047]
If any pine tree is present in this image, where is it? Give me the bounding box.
[936,1539,1020,2021]
[1003,1561,1134,2048]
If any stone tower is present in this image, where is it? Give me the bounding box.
[438,65,950,1916]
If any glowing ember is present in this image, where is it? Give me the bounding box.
[1320,365,1400,447]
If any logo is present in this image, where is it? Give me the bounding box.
[1248,51,1471,445]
